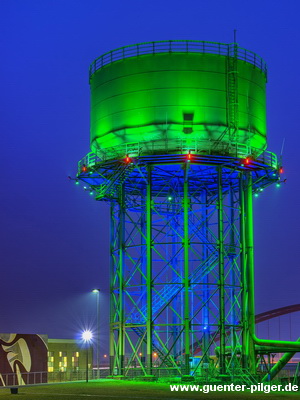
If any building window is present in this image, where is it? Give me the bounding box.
[59,351,67,372]
[72,351,79,370]
[48,351,54,373]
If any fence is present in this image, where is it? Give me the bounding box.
[89,40,267,79]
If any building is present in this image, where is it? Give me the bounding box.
[48,339,93,374]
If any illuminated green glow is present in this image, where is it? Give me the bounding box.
[82,41,297,382]
[90,50,267,157]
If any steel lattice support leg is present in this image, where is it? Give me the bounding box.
[218,167,226,374]
[183,164,190,375]
[146,165,153,375]
[245,172,257,374]
[109,163,251,377]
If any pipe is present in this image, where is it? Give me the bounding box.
[246,173,300,352]
[261,340,300,382]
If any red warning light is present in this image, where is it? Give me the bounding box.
[81,165,88,173]
[125,154,131,163]
[245,157,251,164]
[279,166,284,174]
[187,152,192,160]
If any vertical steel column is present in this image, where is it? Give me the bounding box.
[109,203,115,375]
[183,163,190,375]
[229,185,237,359]
[171,201,178,358]
[146,165,153,375]
[140,192,147,366]
[202,189,210,362]
[245,172,256,374]
[239,173,249,369]
[218,167,226,374]
[118,184,125,375]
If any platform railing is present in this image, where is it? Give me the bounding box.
[89,40,267,79]
[77,141,278,175]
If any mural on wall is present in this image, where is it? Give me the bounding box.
[0,334,47,386]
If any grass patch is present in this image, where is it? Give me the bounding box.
[0,380,298,399]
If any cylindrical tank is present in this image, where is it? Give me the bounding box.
[89,41,267,159]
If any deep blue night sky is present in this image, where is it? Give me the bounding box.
[1,0,300,355]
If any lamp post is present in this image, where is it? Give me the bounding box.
[82,330,93,383]
[92,288,100,378]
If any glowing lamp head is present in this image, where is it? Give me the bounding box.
[125,154,131,163]
[82,165,88,173]
[82,330,93,342]
[279,166,283,174]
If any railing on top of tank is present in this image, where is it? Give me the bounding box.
[77,141,278,174]
[89,40,267,79]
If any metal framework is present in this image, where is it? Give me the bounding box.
[76,152,288,380]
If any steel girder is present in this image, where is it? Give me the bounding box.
[109,162,259,377]
[77,153,280,378]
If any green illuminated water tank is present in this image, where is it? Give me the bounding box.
[89,40,267,159]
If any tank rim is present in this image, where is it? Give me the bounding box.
[89,40,267,81]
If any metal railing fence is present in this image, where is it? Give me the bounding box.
[89,40,267,79]
[78,141,278,174]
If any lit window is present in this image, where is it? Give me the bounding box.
[72,351,79,369]
[48,351,54,372]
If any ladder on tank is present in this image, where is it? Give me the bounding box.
[212,43,239,151]
[227,42,239,142]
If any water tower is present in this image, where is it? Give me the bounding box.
[75,41,299,380]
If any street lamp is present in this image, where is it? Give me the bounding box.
[82,330,93,383]
[92,289,100,378]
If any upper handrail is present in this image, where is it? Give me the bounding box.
[89,40,267,80]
